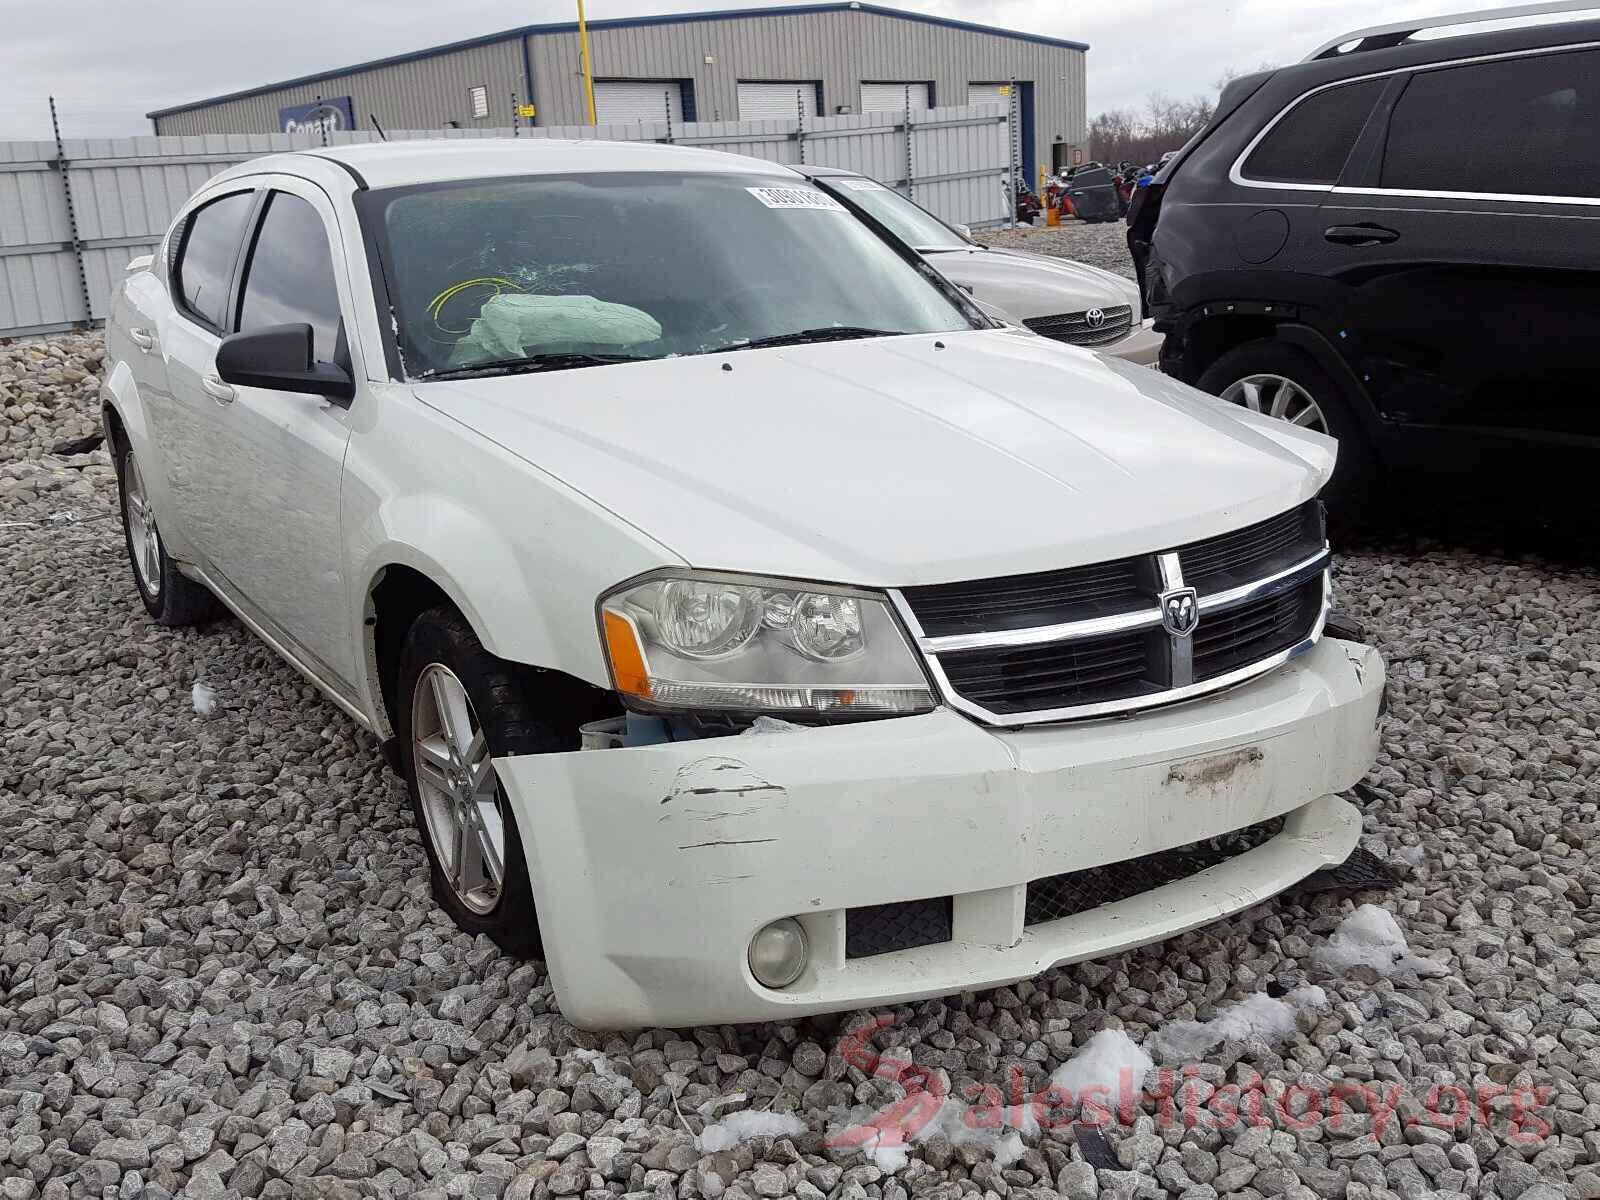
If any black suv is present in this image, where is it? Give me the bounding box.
[1129,10,1600,499]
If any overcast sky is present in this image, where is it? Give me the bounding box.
[0,0,1497,140]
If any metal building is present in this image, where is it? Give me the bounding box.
[145,2,1089,179]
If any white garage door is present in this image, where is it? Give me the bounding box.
[737,82,820,120]
[860,82,931,113]
[593,80,683,124]
[967,82,1014,110]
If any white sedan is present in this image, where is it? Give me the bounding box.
[798,166,1164,364]
[103,140,1383,1028]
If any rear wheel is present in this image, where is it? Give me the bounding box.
[1197,339,1376,506]
[397,607,569,959]
[117,444,221,626]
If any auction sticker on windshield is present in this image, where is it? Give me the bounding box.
[747,186,847,211]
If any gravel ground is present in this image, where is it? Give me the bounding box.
[978,222,1137,281]
[2,332,1597,1200]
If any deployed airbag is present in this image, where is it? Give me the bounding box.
[461,293,662,358]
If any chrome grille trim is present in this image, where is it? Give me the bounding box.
[1024,305,1135,347]
[891,510,1331,726]
[917,549,1328,655]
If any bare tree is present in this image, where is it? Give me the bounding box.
[1088,64,1274,166]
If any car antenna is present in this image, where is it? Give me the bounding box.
[369,114,388,142]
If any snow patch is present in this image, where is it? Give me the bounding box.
[1049,1029,1154,1098]
[1315,904,1449,978]
[740,715,807,736]
[695,1110,807,1152]
[191,681,218,717]
[1147,986,1329,1064]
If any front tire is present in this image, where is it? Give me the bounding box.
[116,444,221,626]
[1196,339,1377,506]
[397,607,569,959]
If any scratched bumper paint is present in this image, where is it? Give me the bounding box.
[496,637,1384,1028]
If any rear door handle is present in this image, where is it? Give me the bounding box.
[128,327,155,352]
[1324,223,1399,246]
[201,373,236,405]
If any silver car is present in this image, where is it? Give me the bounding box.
[801,166,1163,365]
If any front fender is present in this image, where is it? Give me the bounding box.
[354,495,535,667]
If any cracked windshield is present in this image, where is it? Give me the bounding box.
[376,172,976,378]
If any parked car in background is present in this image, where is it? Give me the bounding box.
[104,139,1383,1028]
[1130,6,1600,500]
[800,166,1163,363]
[1060,164,1123,223]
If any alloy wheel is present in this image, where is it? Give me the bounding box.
[1220,372,1331,435]
[124,453,162,597]
[410,664,507,914]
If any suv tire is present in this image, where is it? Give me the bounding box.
[1197,339,1376,505]
[397,606,564,959]
[116,444,223,626]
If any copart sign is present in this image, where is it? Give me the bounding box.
[280,97,355,135]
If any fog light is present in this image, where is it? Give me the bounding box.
[748,918,808,989]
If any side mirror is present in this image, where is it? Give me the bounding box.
[954,223,973,241]
[216,324,355,402]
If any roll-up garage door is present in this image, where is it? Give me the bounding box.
[860,82,931,113]
[593,80,683,124]
[967,82,1013,109]
[737,82,820,120]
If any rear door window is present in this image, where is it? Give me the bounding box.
[237,191,345,363]
[1242,79,1384,185]
[174,191,254,331]
[1380,49,1600,197]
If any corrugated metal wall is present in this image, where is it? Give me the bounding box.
[151,41,528,136]
[149,9,1085,174]
[530,9,1083,173]
[1,107,1011,338]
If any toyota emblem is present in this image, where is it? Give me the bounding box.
[1084,307,1106,329]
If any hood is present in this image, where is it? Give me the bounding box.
[416,329,1334,588]
[924,246,1141,324]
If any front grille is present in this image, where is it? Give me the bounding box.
[846,897,952,959]
[902,559,1145,638]
[1194,578,1322,680]
[939,628,1160,715]
[1025,819,1283,926]
[1025,305,1135,347]
[902,501,1327,722]
[1178,503,1325,593]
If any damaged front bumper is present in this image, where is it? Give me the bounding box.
[496,637,1384,1028]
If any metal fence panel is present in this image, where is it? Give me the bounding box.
[0,102,1012,337]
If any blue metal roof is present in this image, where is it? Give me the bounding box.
[146,2,1088,119]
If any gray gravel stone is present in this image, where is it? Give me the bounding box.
[4,316,1597,1200]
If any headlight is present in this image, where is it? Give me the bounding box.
[599,571,935,717]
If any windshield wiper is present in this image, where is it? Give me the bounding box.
[420,352,648,380]
[712,326,902,353]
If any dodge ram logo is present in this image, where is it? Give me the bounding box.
[1160,587,1199,637]
[1084,308,1106,329]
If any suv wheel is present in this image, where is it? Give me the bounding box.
[397,607,563,959]
[117,445,222,626]
[1197,339,1376,503]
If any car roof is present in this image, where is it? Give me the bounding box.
[791,165,858,179]
[210,138,804,191]
[1278,14,1600,89]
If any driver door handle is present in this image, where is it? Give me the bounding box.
[1325,223,1399,246]
[128,327,155,352]
[201,373,236,405]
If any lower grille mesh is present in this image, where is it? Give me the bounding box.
[1025,819,1284,926]
[846,896,953,959]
